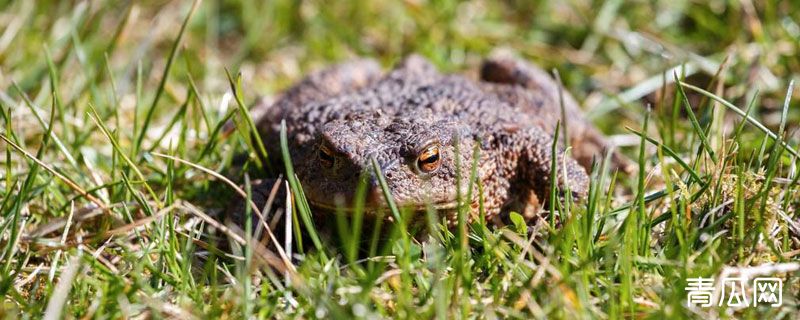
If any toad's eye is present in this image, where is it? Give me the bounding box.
[416,144,441,173]
[319,145,335,168]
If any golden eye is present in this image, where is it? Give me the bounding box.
[319,144,335,168]
[416,144,441,173]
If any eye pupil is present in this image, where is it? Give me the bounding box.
[421,153,439,163]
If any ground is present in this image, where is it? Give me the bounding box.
[0,0,799,319]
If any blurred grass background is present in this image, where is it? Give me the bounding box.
[3,1,798,126]
[1,0,800,318]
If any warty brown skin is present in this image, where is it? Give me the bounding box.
[250,54,625,223]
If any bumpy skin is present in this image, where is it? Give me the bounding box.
[253,54,623,222]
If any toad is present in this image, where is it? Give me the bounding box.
[243,54,628,223]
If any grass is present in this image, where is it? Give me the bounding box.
[1,0,799,318]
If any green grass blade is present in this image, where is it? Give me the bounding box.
[134,0,201,154]
[681,82,799,158]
